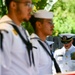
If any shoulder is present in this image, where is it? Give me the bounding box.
[30,33,39,43]
[70,45,75,52]
[0,23,14,40]
[0,22,13,31]
[30,33,39,48]
[0,15,14,32]
[72,45,75,49]
[30,33,44,50]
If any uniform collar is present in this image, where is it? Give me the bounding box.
[68,45,74,51]
[0,15,13,23]
[0,15,22,28]
[30,33,40,40]
[63,45,74,52]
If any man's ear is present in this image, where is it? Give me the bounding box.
[10,1,17,9]
[36,21,42,29]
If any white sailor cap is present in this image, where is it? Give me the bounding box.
[33,10,53,19]
[46,40,54,45]
[59,33,75,44]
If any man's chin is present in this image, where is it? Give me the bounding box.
[23,18,29,22]
[49,33,52,36]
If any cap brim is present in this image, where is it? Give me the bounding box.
[61,40,71,44]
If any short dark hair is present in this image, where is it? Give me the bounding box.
[5,0,13,9]
[5,0,20,10]
[29,15,43,31]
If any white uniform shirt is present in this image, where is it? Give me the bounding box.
[0,49,1,75]
[30,33,53,75]
[0,15,37,75]
[54,45,75,73]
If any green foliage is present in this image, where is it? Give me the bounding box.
[32,0,40,3]
[35,0,47,9]
[22,22,34,35]
[0,0,7,18]
[30,0,75,35]
[52,0,75,36]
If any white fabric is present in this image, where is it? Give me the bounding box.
[0,15,37,75]
[54,45,75,73]
[30,33,53,75]
[0,49,1,75]
[59,33,75,38]
[46,41,54,45]
[34,10,53,19]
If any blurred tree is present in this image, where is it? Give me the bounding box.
[0,0,7,18]
[51,0,75,36]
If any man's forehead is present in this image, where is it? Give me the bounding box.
[43,19,53,21]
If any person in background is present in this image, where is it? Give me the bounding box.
[54,33,75,73]
[0,0,37,75]
[29,10,55,75]
[46,40,54,52]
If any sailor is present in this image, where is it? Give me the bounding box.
[54,33,75,73]
[30,10,61,75]
[0,0,36,75]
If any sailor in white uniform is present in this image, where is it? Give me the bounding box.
[54,33,75,73]
[0,16,37,75]
[29,10,60,75]
[0,48,1,75]
[0,0,37,75]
